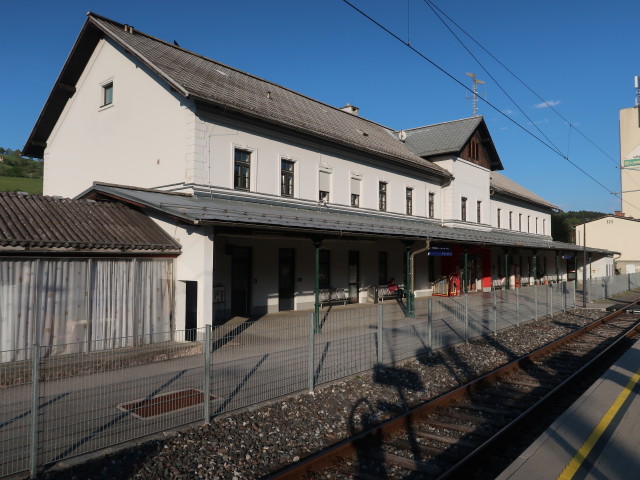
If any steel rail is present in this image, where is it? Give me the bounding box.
[268,302,640,480]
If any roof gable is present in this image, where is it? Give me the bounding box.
[401,116,503,170]
[24,13,450,180]
[0,193,180,254]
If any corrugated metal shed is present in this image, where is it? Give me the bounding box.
[83,184,612,255]
[0,192,181,254]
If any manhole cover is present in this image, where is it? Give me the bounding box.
[118,389,218,419]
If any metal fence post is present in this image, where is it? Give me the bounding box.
[203,325,211,424]
[534,284,538,321]
[562,282,566,312]
[492,289,497,335]
[573,280,576,308]
[308,313,315,392]
[516,286,520,327]
[377,304,383,363]
[464,293,468,342]
[29,343,40,479]
[550,284,554,316]
[428,297,433,349]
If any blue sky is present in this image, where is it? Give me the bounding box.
[1,0,637,213]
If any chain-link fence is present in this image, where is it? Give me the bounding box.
[1,276,636,478]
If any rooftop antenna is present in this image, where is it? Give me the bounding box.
[635,76,640,107]
[466,72,485,116]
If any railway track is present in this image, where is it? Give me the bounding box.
[269,303,640,480]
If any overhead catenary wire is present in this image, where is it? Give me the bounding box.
[423,0,640,206]
[423,0,620,167]
[340,0,634,212]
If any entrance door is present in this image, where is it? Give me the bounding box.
[231,247,252,317]
[185,281,197,341]
[348,250,359,303]
[279,248,295,311]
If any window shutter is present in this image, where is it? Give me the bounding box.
[319,171,331,191]
[350,177,360,194]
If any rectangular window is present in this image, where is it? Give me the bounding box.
[428,192,435,218]
[234,148,251,190]
[101,82,114,107]
[406,187,413,215]
[280,159,294,197]
[378,252,388,285]
[519,213,522,232]
[509,211,513,230]
[497,208,501,228]
[535,217,538,234]
[527,215,531,233]
[379,182,387,211]
[543,219,546,235]
[461,197,467,221]
[350,177,361,207]
[476,201,481,223]
[319,170,331,202]
[319,250,330,289]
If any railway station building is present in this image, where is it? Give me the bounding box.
[22,13,613,331]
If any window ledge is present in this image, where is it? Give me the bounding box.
[99,103,115,112]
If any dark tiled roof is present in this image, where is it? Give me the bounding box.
[0,193,181,254]
[402,117,483,157]
[490,172,558,210]
[401,116,503,171]
[24,13,450,180]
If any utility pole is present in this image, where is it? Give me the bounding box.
[466,73,485,117]
[582,219,587,307]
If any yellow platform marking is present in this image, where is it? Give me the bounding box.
[557,365,640,480]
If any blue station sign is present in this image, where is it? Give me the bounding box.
[428,245,453,256]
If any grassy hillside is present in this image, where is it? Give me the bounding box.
[0,176,43,194]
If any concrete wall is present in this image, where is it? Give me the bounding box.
[620,106,640,219]
[44,38,194,197]
[576,216,640,273]
[491,197,552,237]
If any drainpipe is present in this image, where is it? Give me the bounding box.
[556,252,560,284]
[409,239,431,318]
[532,250,538,285]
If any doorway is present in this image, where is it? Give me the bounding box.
[348,250,359,303]
[231,247,252,317]
[279,248,295,311]
[184,281,197,341]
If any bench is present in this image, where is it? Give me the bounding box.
[367,285,402,303]
[319,288,348,308]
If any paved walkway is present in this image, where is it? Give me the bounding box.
[498,336,640,479]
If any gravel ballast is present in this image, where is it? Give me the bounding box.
[41,307,616,480]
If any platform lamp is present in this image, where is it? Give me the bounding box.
[582,219,587,308]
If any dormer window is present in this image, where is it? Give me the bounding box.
[102,82,113,107]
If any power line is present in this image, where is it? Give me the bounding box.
[423,0,620,167]
[339,0,626,209]
[339,0,565,159]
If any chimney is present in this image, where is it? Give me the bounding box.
[614,211,625,217]
[340,104,359,116]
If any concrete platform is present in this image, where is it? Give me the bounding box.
[498,337,640,479]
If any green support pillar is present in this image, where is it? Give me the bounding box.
[556,252,560,283]
[313,239,321,333]
[404,243,414,317]
[532,251,538,285]
[504,248,509,290]
[463,247,468,294]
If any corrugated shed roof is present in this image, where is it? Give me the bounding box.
[24,13,450,180]
[0,193,181,254]
[490,172,558,210]
[82,184,610,255]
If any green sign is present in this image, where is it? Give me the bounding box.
[624,157,640,167]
